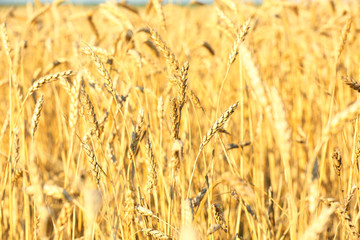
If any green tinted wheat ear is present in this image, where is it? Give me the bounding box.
[31,95,44,138]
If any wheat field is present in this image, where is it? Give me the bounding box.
[0,0,360,239]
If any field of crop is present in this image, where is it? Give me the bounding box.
[1,0,360,239]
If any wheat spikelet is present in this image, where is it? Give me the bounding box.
[59,77,72,95]
[342,76,360,92]
[152,0,167,31]
[0,22,11,57]
[321,198,360,238]
[54,202,73,240]
[12,168,23,183]
[82,45,117,98]
[150,28,179,75]
[170,98,180,140]
[145,138,157,192]
[199,101,239,151]
[178,61,189,111]
[144,39,160,57]
[106,130,117,163]
[206,224,222,236]
[182,198,194,227]
[31,95,44,138]
[26,184,72,200]
[336,17,352,60]
[158,96,164,124]
[26,70,73,99]
[322,100,360,140]
[221,0,237,11]
[79,87,100,138]
[215,7,235,34]
[239,45,270,109]
[269,87,293,186]
[300,206,335,240]
[187,88,204,112]
[12,127,20,165]
[69,72,83,131]
[136,205,156,217]
[124,184,136,224]
[212,204,228,232]
[332,147,342,176]
[191,187,207,208]
[128,109,144,162]
[81,135,101,186]
[127,49,143,68]
[219,172,255,204]
[142,228,171,239]
[344,185,356,212]
[171,139,184,170]
[228,19,251,66]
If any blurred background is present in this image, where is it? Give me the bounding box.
[0,0,263,5]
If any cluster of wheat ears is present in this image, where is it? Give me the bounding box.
[1,0,360,239]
